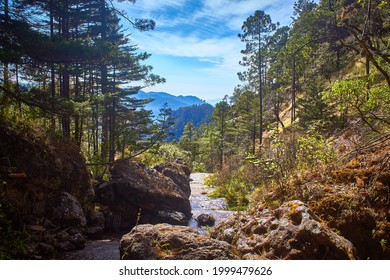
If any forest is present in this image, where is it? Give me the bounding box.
[0,0,389,260]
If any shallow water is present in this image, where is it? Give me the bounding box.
[62,173,233,259]
[188,173,234,235]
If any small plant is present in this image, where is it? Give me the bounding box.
[207,168,253,209]
[135,208,142,226]
[380,239,387,251]
[297,129,335,170]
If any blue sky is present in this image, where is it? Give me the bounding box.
[118,0,316,101]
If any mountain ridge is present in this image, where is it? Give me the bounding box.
[136,90,208,116]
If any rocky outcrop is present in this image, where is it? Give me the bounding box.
[154,160,191,198]
[0,123,94,216]
[47,192,87,228]
[211,200,357,260]
[0,121,93,258]
[96,160,192,231]
[144,210,188,226]
[84,211,105,239]
[120,224,240,260]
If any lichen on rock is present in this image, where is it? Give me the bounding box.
[120,224,240,260]
[211,200,357,260]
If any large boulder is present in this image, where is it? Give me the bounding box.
[0,121,93,258]
[0,122,93,221]
[96,160,192,230]
[154,160,191,198]
[211,200,357,260]
[47,192,87,228]
[143,210,188,226]
[84,211,105,239]
[120,224,240,260]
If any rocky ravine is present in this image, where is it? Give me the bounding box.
[63,172,232,260]
[118,172,357,260]
[0,121,360,260]
[120,200,357,260]
[64,169,358,260]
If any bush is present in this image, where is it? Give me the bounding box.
[297,129,335,170]
[205,163,255,209]
[140,143,191,168]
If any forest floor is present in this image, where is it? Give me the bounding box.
[59,232,121,260]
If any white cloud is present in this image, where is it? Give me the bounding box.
[134,31,243,73]
[118,0,300,98]
[127,0,184,11]
[194,0,295,29]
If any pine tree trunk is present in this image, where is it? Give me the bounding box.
[100,0,110,161]
[258,32,263,146]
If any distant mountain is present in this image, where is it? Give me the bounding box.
[167,103,214,142]
[136,90,207,117]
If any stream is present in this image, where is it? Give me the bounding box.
[61,173,233,260]
[188,173,234,235]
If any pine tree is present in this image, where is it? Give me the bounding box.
[0,0,165,164]
[238,10,278,145]
[212,98,233,169]
[298,77,328,130]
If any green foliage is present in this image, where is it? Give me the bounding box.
[296,129,335,170]
[0,0,166,164]
[206,167,253,209]
[167,104,213,142]
[298,77,330,130]
[323,74,390,132]
[230,89,259,155]
[140,143,191,168]
[178,121,200,163]
[0,203,29,259]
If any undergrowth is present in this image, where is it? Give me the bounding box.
[0,203,30,259]
[206,126,336,210]
[207,123,390,259]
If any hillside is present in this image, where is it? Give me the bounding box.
[167,103,214,141]
[136,90,207,117]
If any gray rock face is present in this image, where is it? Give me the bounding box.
[154,161,191,198]
[85,211,105,239]
[211,200,357,260]
[56,230,86,251]
[143,210,189,226]
[40,192,94,254]
[120,224,240,260]
[47,192,87,228]
[96,161,191,230]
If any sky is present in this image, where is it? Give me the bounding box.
[118,0,316,101]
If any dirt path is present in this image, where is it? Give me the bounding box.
[59,233,121,260]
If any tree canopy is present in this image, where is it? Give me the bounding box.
[0,0,167,166]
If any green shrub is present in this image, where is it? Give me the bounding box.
[140,143,191,168]
[206,166,254,209]
[297,129,335,170]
